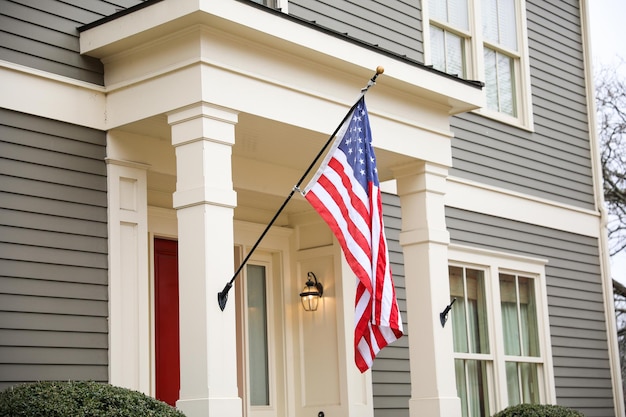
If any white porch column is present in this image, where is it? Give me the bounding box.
[395,162,461,417]
[168,103,242,417]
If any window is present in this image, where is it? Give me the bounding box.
[426,0,531,127]
[237,254,285,417]
[448,246,554,416]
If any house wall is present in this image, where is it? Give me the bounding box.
[450,0,595,211]
[446,207,613,416]
[0,0,142,85]
[0,108,109,391]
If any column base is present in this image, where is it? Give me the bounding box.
[176,396,242,417]
[409,396,461,417]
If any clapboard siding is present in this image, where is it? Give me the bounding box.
[450,0,595,211]
[446,207,614,416]
[0,0,143,84]
[288,0,423,62]
[0,108,108,389]
[373,193,410,417]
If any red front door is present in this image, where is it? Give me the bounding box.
[154,238,180,406]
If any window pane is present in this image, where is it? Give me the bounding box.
[518,277,540,357]
[455,359,469,417]
[455,359,491,417]
[500,273,520,355]
[247,264,270,406]
[519,362,541,403]
[450,266,469,353]
[506,361,540,406]
[505,361,520,406]
[484,48,498,110]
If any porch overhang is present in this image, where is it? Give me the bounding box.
[79,0,484,117]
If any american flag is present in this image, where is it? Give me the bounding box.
[302,97,404,372]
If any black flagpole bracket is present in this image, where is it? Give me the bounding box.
[216,67,385,311]
[217,282,232,311]
[440,298,457,328]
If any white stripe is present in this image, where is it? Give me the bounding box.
[357,336,373,368]
[369,186,382,321]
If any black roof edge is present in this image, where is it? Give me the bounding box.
[78,0,484,89]
[79,0,165,32]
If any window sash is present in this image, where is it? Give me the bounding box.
[431,26,467,77]
[450,266,490,354]
[500,274,540,357]
[484,48,517,116]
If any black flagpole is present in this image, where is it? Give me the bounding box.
[217,66,385,311]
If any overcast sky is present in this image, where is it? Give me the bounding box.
[588,0,626,71]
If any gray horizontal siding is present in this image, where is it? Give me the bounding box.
[288,0,423,62]
[373,193,410,417]
[450,0,595,210]
[446,207,614,417]
[0,108,108,389]
[0,0,143,84]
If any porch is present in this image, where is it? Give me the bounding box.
[78,1,484,416]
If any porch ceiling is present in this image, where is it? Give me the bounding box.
[119,109,415,221]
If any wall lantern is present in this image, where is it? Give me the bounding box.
[300,272,324,311]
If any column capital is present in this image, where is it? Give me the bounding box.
[393,161,449,197]
[168,102,239,147]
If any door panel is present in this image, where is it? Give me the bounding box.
[154,238,180,406]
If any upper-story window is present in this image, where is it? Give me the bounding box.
[427,0,532,128]
[448,246,554,416]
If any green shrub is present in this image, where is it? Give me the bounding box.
[0,380,186,417]
[492,403,585,417]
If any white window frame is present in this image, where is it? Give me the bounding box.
[238,252,280,417]
[448,244,556,413]
[423,0,534,130]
